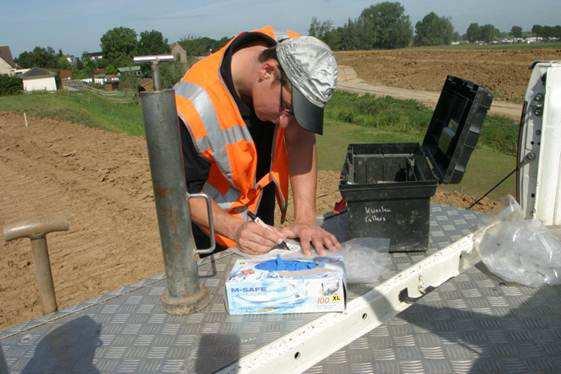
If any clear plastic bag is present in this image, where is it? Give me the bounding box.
[337,238,392,284]
[478,196,561,287]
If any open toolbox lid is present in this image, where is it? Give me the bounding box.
[421,76,493,184]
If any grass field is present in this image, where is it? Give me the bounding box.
[0,90,517,199]
[0,91,144,136]
[326,92,518,155]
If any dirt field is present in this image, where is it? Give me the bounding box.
[0,113,496,329]
[336,47,561,103]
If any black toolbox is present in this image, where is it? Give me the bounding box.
[339,76,493,252]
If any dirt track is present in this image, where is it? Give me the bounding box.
[0,113,495,329]
[337,65,522,120]
[336,47,561,104]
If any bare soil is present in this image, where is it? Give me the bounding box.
[336,47,561,103]
[0,113,497,329]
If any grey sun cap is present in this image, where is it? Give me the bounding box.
[276,36,338,134]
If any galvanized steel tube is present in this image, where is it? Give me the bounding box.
[151,62,161,91]
[139,89,208,314]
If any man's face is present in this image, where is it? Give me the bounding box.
[252,59,294,129]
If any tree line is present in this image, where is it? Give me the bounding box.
[15,28,170,79]
[12,11,561,78]
[309,1,561,50]
[531,25,561,39]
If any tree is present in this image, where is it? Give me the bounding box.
[309,17,322,37]
[511,25,523,38]
[358,2,413,49]
[106,64,118,75]
[138,30,169,55]
[466,23,480,42]
[479,24,499,42]
[414,12,455,46]
[160,60,192,89]
[16,47,59,68]
[81,52,98,83]
[338,18,362,50]
[0,75,23,96]
[100,27,137,67]
[553,25,561,39]
[532,25,543,37]
[178,36,228,56]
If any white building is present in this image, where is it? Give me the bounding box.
[83,52,103,61]
[0,45,17,76]
[21,67,57,92]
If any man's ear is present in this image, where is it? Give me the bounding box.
[258,59,278,82]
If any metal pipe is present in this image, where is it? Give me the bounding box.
[151,62,161,91]
[139,88,209,315]
[3,218,69,315]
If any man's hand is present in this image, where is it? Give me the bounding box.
[234,221,287,255]
[281,223,341,256]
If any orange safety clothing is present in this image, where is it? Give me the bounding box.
[175,26,300,248]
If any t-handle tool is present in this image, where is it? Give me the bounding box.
[133,54,175,91]
[3,218,69,314]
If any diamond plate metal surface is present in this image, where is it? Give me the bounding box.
[1,250,322,373]
[2,204,561,373]
[307,206,561,374]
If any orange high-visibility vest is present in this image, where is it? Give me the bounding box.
[175,26,300,248]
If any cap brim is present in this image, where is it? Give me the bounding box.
[292,86,324,135]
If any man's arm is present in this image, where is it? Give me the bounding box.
[188,198,284,254]
[283,120,341,255]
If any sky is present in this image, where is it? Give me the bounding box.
[1,0,560,56]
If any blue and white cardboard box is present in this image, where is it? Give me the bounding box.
[225,256,346,315]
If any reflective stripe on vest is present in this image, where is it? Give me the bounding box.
[175,81,254,184]
[201,182,240,211]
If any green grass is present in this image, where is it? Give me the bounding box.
[1,89,518,199]
[0,91,144,136]
[325,91,518,155]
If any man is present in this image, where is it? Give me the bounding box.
[175,26,340,256]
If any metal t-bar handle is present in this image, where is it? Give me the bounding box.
[3,218,69,315]
[133,55,175,91]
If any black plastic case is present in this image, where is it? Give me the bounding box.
[339,76,493,252]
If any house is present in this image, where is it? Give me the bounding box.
[118,66,141,76]
[170,42,187,63]
[21,67,57,92]
[83,52,103,61]
[0,45,18,76]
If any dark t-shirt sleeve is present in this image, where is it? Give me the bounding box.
[179,118,210,193]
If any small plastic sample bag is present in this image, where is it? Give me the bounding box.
[477,196,561,287]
